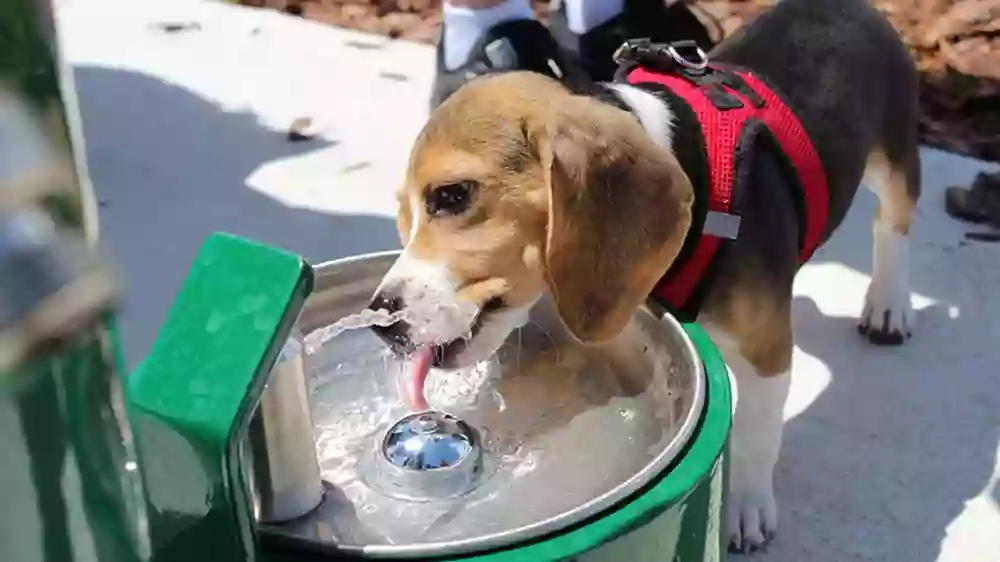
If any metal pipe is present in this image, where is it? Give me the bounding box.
[247,335,324,523]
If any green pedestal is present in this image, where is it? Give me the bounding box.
[127,233,312,562]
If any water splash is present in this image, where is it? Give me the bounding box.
[303,311,691,548]
[302,299,481,356]
[304,308,408,354]
[423,359,498,411]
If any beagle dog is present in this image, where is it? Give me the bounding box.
[369,0,920,553]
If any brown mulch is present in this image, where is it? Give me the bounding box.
[243,0,1000,163]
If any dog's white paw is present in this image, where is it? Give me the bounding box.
[727,483,777,554]
[858,224,914,346]
[859,283,913,345]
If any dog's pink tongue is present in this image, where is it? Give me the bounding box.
[406,345,433,410]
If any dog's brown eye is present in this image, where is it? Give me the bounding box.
[426,181,477,217]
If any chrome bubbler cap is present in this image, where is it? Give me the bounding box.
[376,411,483,500]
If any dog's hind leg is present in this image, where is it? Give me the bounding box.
[703,285,794,554]
[858,143,921,345]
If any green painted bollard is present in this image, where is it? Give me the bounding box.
[2,1,147,561]
[127,233,313,561]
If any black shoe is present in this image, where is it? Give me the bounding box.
[430,19,589,109]
[548,0,717,82]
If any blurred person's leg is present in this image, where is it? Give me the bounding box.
[431,0,715,108]
[442,0,537,71]
[549,0,715,81]
[432,0,582,108]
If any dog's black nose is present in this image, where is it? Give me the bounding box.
[368,292,413,355]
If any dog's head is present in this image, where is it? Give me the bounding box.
[370,73,693,368]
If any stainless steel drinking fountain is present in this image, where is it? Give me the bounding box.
[128,245,732,562]
[248,251,732,562]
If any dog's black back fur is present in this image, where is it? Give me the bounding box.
[686,0,920,323]
[712,0,920,235]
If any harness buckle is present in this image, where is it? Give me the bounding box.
[612,38,652,67]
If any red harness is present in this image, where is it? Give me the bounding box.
[620,58,829,321]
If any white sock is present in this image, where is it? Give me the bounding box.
[443,0,535,71]
[564,0,625,35]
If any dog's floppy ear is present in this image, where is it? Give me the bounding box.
[534,96,693,344]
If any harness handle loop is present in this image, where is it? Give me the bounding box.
[613,39,709,73]
[666,41,709,72]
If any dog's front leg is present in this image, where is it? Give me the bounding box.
[727,353,790,554]
[704,318,792,554]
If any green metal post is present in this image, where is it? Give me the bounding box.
[1,1,149,561]
[127,233,313,562]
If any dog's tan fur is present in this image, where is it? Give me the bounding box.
[866,147,919,235]
[403,72,694,345]
[701,285,793,377]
